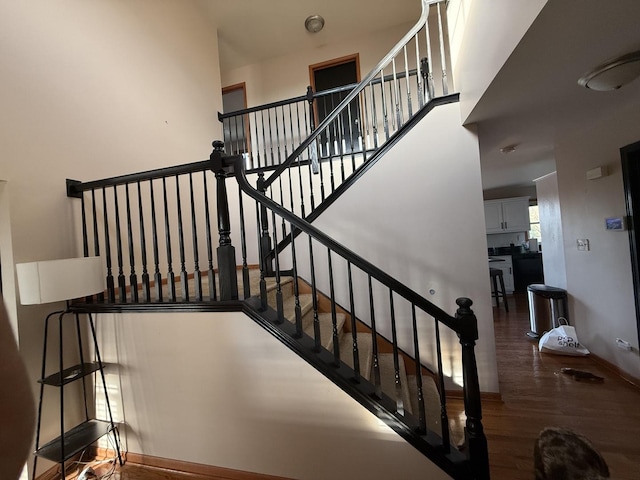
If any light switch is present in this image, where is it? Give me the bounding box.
[577,239,590,251]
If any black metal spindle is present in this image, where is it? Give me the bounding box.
[256,199,268,310]
[175,176,189,302]
[162,177,176,302]
[149,180,163,302]
[125,183,139,303]
[347,102,356,174]
[202,172,217,301]
[289,224,303,338]
[411,304,427,434]
[308,235,321,352]
[389,290,404,414]
[238,188,250,299]
[137,182,150,302]
[80,193,92,303]
[102,188,115,302]
[347,262,361,382]
[271,210,284,324]
[113,186,126,303]
[327,249,340,366]
[257,173,273,277]
[189,173,202,301]
[368,275,382,398]
[90,189,104,302]
[295,101,306,218]
[434,313,450,448]
[74,313,90,421]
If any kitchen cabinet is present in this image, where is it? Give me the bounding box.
[490,255,514,294]
[484,197,530,234]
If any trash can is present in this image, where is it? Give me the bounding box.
[526,284,568,338]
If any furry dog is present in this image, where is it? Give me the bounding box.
[534,427,609,480]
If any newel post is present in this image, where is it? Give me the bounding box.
[210,141,238,301]
[455,297,490,480]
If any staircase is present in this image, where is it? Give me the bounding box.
[65,0,490,478]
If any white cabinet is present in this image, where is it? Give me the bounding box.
[490,255,514,294]
[484,197,530,234]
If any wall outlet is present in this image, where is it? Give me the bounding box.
[577,239,590,251]
[616,338,632,351]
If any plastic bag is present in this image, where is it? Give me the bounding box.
[538,319,590,356]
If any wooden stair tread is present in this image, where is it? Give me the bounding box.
[339,332,373,381]
[303,312,346,351]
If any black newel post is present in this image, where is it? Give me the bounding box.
[210,141,238,301]
[455,297,490,480]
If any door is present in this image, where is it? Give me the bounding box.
[222,83,249,155]
[310,54,361,156]
[621,139,640,345]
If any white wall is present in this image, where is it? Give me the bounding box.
[556,101,640,379]
[312,102,499,393]
[452,0,546,123]
[0,1,223,475]
[97,311,452,480]
[535,172,566,289]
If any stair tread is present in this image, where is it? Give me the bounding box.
[406,374,463,447]
[339,332,373,381]
[304,312,346,351]
[376,353,412,415]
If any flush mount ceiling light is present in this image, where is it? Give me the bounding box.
[305,15,325,33]
[500,144,518,154]
[578,51,640,91]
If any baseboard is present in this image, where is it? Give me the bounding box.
[590,352,640,388]
[95,448,294,480]
[35,465,60,480]
[446,390,503,403]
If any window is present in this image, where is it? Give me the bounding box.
[529,205,542,243]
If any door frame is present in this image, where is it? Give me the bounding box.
[620,139,640,345]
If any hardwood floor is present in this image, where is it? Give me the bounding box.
[480,293,640,479]
[68,293,640,480]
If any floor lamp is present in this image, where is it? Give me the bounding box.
[16,256,123,480]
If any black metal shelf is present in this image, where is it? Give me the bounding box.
[35,419,115,463]
[39,362,102,387]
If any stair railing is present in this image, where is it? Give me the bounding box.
[220,0,452,221]
[232,154,490,479]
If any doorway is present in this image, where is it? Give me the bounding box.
[221,82,249,154]
[309,54,361,155]
[620,139,640,345]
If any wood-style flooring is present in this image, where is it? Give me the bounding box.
[69,294,640,480]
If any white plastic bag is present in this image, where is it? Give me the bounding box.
[538,319,590,356]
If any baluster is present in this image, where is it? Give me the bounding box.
[289,224,303,338]
[369,275,382,398]
[327,249,340,366]
[211,141,238,301]
[306,86,320,177]
[137,182,150,302]
[437,1,449,95]
[456,298,489,479]
[260,110,268,169]
[415,34,425,108]
[256,200,268,310]
[434,311,450,448]
[125,183,139,303]
[347,262,361,382]
[113,186,126,303]
[203,172,217,300]
[369,80,380,149]
[392,58,402,131]
[149,180,163,302]
[411,304,427,434]
[91,189,104,302]
[162,177,176,302]
[404,45,413,117]
[189,173,202,301]
[267,107,275,167]
[238,188,250,298]
[295,101,307,218]
[337,114,345,184]
[389,290,404,414]
[380,68,390,141]
[424,13,435,100]
[257,173,273,277]
[102,187,115,302]
[271,211,284,324]
[347,102,356,174]
[308,235,321,352]
[175,176,189,301]
[80,193,91,303]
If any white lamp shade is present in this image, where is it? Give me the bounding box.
[16,256,104,305]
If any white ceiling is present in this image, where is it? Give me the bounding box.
[200,0,640,192]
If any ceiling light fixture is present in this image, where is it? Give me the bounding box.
[500,144,518,154]
[578,50,640,91]
[305,15,325,34]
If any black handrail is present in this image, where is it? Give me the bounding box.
[233,156,460,332]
